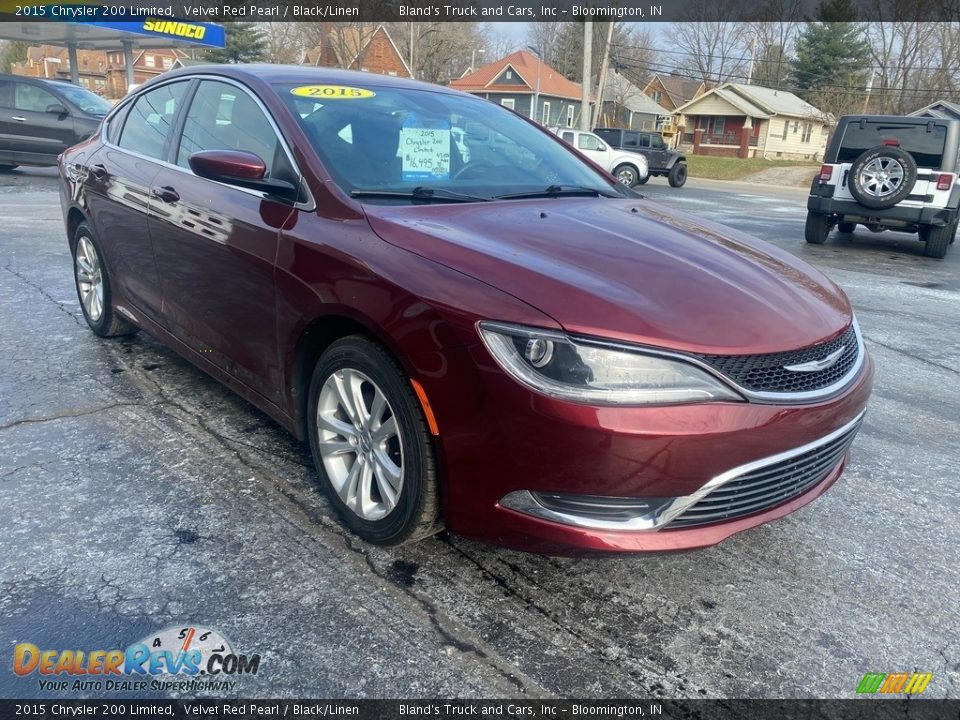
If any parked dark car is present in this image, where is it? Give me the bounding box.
[0,73,111,170]
[594,127,688,187]
[59,65,872,554]
[807,114,960,258]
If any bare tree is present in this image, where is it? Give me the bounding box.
[386,22,488,83]
[668,21,750,84]
[259,22,306,65]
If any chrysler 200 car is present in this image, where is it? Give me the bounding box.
[58,66,873,554]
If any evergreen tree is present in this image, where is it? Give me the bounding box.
[205,22,266,64]
[790,0,871,117]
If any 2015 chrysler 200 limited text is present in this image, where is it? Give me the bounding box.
[59,66,873,554]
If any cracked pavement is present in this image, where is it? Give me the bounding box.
[0,169,957,699]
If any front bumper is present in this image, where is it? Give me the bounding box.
[415,343,874,555]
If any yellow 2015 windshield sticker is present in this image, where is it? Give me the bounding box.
[290,85,375,99]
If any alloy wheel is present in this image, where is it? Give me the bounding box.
[859,157,904,198]
[316,368,404,521]
[75,235,104,322]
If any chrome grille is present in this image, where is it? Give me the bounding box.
[697,324,859,395]
[667,416,864,529]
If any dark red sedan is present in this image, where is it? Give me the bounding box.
[59,65,872,553]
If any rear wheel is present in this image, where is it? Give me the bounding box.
[307,337,441,545]
[805,212,831,245]
[613,163,639,187]
[72,222,136,337]
[920,223,953,259]
[668,162,688,188]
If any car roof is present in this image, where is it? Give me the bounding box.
[838,114,960,127]
[156,63,460,96]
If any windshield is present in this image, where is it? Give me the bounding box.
[273,82,623,203]
[52,83,113,116]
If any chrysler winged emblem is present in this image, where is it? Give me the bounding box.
[784,345,847,373]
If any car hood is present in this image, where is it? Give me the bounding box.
[363,197,851,354]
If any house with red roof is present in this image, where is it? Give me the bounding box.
[448,50,589,129]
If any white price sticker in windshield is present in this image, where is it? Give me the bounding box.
[400,119,451,182]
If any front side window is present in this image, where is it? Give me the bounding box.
[117,81,188,160]
[15,83,59,113]
[652,135,666,150]
[0,79,11,108]
[275,83,618,202]
[52,83,112,116]
[578,133,603,151]
[177,80,279,175]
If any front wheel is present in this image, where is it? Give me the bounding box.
[307,337,442,545]
[72,222,136,337]
[804,212,831,245]
[613,163,639,187]
[668,162,688,188]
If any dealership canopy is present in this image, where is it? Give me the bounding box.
[0,20,225,87]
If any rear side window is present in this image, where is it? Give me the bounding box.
[176,80,279,176]
[836,122,947,168]
[118,82,189,160]
[623,132,640,148]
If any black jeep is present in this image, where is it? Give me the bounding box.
[594,128,687,187]
[806,114,960,258]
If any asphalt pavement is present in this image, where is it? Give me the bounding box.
[1,168,957,699]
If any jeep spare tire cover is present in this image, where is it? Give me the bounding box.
[848,145,917,209]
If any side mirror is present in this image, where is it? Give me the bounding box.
[188,149,299,202]
[46,103,69,115]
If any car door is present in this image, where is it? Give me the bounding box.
[649,134,670,170]
[148,78,296,403]
[82,80,192,320]
[576,132,610,168]
[5,81,78,161]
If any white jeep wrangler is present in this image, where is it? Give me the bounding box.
[806,115,959,258]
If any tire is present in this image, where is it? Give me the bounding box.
[71,222,136,337]
[635,174,649,185]
[837,222,856,234]
[0,164,17,172]
[848,146,916,209]
[805,212,831,244]
[613,163,639,187]
[307,336,441,546]
[668,162,688,188]
[919,223,952,259]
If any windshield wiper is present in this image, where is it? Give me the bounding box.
[351,186,489,203]
[493,184,622,200]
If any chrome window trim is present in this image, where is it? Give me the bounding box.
[101,74,315,212]
[498,409,866,532]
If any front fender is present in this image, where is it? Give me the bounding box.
[607,152,649,176]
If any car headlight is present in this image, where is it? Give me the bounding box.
[479,322,743,405]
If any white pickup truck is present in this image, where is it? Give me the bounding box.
[552,129,650,187]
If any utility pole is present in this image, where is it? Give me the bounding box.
[527,46,542,122]
[580,20,593,130]
[862,70,876,113]
[746,35,756,85]
[409,23,415,79]
[592,21,615,128]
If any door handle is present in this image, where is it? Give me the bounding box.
[152,186,180,203]
[11,116,26,122]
